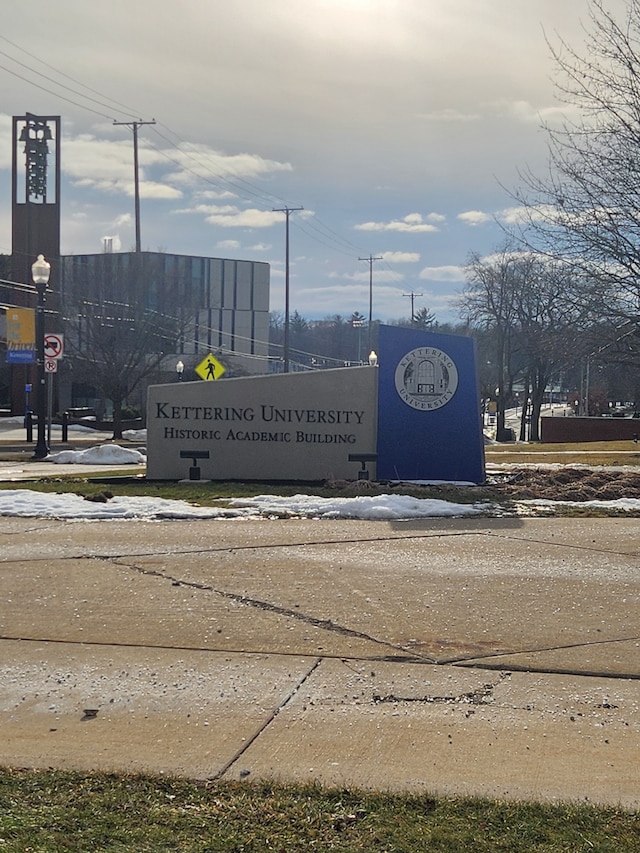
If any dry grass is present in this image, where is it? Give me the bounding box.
[485,440,640,467]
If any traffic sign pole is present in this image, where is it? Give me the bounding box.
[47,372,53,447]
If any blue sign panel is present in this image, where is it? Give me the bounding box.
[6,349,35,364]
[376,325,485,483]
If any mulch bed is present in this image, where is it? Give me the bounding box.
[487,467,640,502]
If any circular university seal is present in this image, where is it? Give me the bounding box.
[394,347,459,411]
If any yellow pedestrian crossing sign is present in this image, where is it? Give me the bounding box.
[195,353,226,381]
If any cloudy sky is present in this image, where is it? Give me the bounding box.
[0,0,624,323]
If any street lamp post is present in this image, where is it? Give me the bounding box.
[32,254,51,459]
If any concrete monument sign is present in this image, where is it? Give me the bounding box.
[146,366,379,481]
[146,326,486,483]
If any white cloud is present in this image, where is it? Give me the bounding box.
[63,134,132,183]
[339,269,405,284]
[419,107,480,122]
[205,208,284,228]
[493,99,543,124]
[418,265,465,282]
[382,251,420,263]
[177,203,239,216]
[497,206,529,225]
[491,98,575,126]
[290,279,407,318]
[497,204,560,225]
[195,189,237,201]
[139,182,183,200]
[458,210,491,226]
[172,143,293,179]
[216,239,241,249]
[53,129,290,208]
[65,134,183,200]
[355,213,440,233]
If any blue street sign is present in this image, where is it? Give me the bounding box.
[7,349,35,364]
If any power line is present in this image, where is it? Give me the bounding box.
[0,61,115,120]
[0,39,371,261]
[149,124,285,208]
[291,214,364,259]
[0,39,371,263]
[0,36,385,303]
[0,34,141,120]
[0,277,35,294]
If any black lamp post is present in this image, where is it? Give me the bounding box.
[32,253,51,459]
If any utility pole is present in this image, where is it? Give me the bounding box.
[359,254,382,351]
[403,291,423,323]
[113,119,156,252]
[273,205,303,372]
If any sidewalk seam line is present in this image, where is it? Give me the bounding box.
[207,656,323,782]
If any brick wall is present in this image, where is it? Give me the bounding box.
[541,416,640,443]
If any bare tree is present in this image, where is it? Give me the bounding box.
[461,247,587,440]
[62,254,197,439]
[513,0,640,329]
[511,259,582,440]
[460,245,522,441]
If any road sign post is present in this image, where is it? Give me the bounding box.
[42,335,63,448]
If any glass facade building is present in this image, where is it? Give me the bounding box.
[60,250,270,366]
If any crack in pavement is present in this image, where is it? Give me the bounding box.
[372,674,510,707]
[7,535,638,679]
[108,556,435,663]
[103,556,640,680]
[93,554,640,678]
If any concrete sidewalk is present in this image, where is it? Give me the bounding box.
[1,514,639,807]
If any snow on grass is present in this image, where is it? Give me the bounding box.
[47,445,146,465]
[0,489,494,521]
[228,493,494,519]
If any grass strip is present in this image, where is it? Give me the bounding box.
[0,768,638,852]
